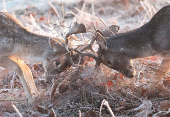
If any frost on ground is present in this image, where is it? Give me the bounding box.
[0,0,170,117]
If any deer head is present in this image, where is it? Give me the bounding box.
[79,25,135,78]
[46,22,88,77]
[94,30,135,78]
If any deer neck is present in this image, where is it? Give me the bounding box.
[106,22,155,59]
[9,29,55,63]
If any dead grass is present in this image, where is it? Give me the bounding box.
[1,0,170,116]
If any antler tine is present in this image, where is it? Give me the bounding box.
[74,49,100,68]
[64,22,86,66]
[79,29,106,52]
[64,22,107,68]
[76,29,107,68]
[65,22,86,52]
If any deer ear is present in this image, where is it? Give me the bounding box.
[96,33,107,50]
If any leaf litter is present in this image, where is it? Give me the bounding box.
[0,0,170,116]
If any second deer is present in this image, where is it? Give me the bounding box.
[0,12,90,104]
[89,5,170,82]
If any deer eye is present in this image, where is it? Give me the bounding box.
[56,61,60,66]
[107,60,112,65]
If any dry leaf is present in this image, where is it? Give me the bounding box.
[59,83,69,94]
[0,113,4,116]
[48,109,56,117]
[2,101,14,112]
[163,76,170,87]
[119,99,126,106]
[153,110,170,117]
[39,16,45,21]
[159,100,170,111]
[134,100,152,117]
[107,81,114,87]
[36,104,48,114]
[140,88,148,97]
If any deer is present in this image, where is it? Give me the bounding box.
[0,12,95,104]
[86,5,170,84]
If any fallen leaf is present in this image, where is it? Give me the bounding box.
[163,76,170,87]
[119,99,126,106]
[39,16,45,20]
[153,110,170,117]
[2,101,14,113]
[159,100,170,111]
[36,104,48,114]
[134,100,152,117]
[119,74,124,80]
[107,81,114,88]
[140,88,148,97]
[59,83,69,94]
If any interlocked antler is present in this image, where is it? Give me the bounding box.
[74,28,107,68]
[65,22,86,52]
[65,22,119,68]
[64,22,87,66]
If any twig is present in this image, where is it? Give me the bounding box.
[51,108,57,117]
[92,3,96,28]
[79,110,81,117]
[82,87,116,101]
[151,5,156,14]
[81,2,86,11]
[48,1,61,18]
[94,11,115,35]
[122,89,142,103]
[30,14,47,35]
[12,104,23,117]
[0,99,26,101]
[145,0,152,18]
[140,1,151,19]
[3,0,7,12]
[61,2,65,20]
[141,11,148,25]
[100,99,115,117]
[106,85,115,100]
[53,24,69,28]
[136,59,169,75]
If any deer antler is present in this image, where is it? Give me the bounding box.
[64,22,87,66]
[50,23,109,68]
[74,29,106,68]
[51,23,119,70]
[64,22,103,68]
[65,22,86,51]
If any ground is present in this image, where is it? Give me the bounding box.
[0,0,170,117]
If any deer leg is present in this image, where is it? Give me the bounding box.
[0,56,33,104]
[9,57,38,96]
